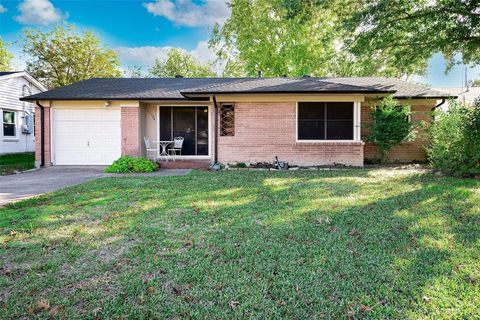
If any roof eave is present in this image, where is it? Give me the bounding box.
[394,95,457,99]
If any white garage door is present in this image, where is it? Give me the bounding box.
[53,108,121,165]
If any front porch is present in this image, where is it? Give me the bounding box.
[140,102,214,164]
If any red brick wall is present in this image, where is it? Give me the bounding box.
[121,106,141,156]
[34,105,51,167]
[361,102,433,163]
[217,102,364,166]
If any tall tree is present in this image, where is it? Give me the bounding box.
[149,48,216,78]
[348,0,480,72]
[22,24,121,88]
[0,38,13,71]
[210,0,428,77]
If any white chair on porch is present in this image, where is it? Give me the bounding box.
[168,137,184,159]
[144,137,157,161]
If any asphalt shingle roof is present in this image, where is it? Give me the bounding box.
[21,77,452,101]
[0,71,22,76]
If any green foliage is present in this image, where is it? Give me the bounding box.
[149,48,216,78]
[22,24,121,89]
[472,79,480,87]
[123,65,145,78]
[367,96,414,163]
[104,156,158,173]
[348,0,480,72]
[210,0,428,77]
[0,38,13,71]
[427,99,480,177]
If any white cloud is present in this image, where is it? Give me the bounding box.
[143,0,230,27]
[0,5,7,13]
[116,40,225,74]
[14,0,67,26]
[117,41,217,66]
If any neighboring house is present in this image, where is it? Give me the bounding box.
[21,77,451,168]
[433,87,480,109]
[0,71,46,155]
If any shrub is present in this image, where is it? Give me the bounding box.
[367,96,415,163]
[427,99,480,177]
[104,156,158,173]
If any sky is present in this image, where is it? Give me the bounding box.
[0,0,479,87]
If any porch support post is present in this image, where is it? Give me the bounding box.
[354,101,361,141]
[121,103,141,157]
[35,101,51,167]
[213,95,219,165]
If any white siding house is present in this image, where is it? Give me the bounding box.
[0,72,46,154]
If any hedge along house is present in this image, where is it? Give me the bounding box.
[21,77,451,168]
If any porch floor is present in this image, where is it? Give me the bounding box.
[158,159,210,169]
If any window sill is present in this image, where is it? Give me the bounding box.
[295,140,365,146]
[3,138,20,142]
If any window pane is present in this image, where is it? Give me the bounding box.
[196,107,208,155]
[3,124,15,136]
[326,121,353,139]
[298,102,325,139]
[326,102,353,140]
[3,111,14,124]
[298,102,325,120]
[160,107,172,141]
[298,120,325,140]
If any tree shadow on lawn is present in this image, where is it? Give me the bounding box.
[0,170,479,318]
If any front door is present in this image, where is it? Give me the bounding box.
[159,107,208,156]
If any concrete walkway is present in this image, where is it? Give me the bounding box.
[0,166,191,206]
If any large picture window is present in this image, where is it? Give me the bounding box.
[3,110,16,137]
[297,102,354,140]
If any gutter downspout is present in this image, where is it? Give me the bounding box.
[35,101,45,167]
[432,99,446,112]
[212,95,219,166]
[431,99,446,121]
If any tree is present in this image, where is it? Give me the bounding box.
[367,96,415,163]
[210,0,428,77]
[22,24,121,89]
[148,48,216,78]
[348,0,480,72]
[123,65,145,78]
[0,37,13,71]
[427,99,480,176]
[472,79,480,87]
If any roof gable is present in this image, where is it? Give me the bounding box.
[0,71,47,92]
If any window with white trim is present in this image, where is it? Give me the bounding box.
[3,110,16,137]
[298,102,354,140]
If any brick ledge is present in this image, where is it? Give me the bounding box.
[295,141,365,146]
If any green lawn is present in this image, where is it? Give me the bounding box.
[0,153,35,175]
[1,169,479,319]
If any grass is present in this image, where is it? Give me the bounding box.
[0,153,35,175]
[0,169,479,319]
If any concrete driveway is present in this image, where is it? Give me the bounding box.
[0,166,191,206]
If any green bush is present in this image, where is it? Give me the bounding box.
[367,96,415,163]
[427,99,480,177]
[104,156,158,173]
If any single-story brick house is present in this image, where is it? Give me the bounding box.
[21,77,451,168]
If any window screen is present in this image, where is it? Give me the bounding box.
[298,102,353,140]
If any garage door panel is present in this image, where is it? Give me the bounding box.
[53,108,121,165]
